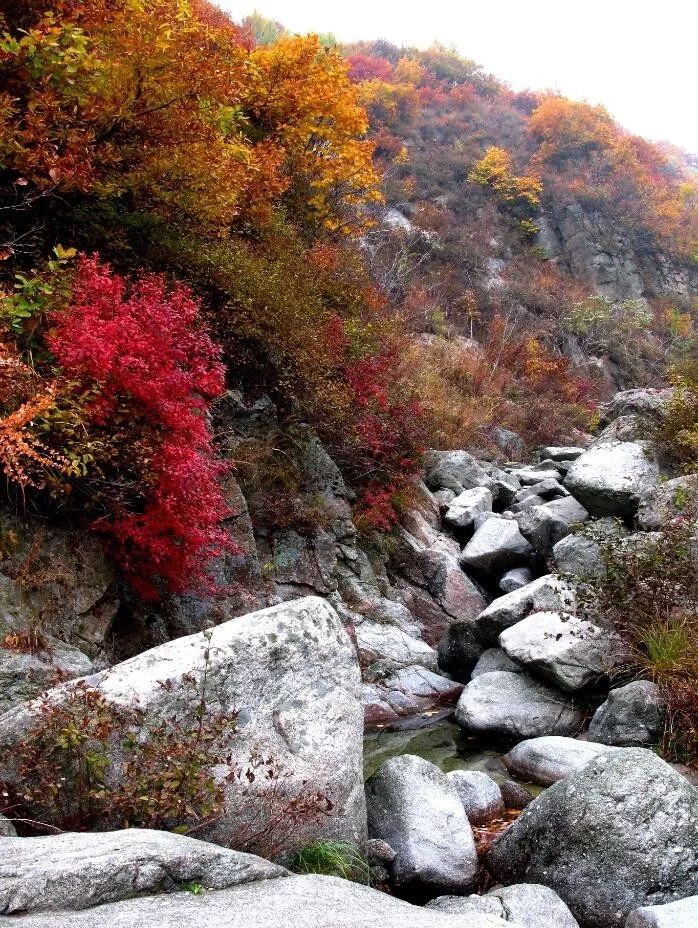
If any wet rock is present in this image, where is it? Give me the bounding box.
[486,749,698,928]
[564,441,661,517]
[363,665,463,730]
[500,780,534,809]
[588,680,667,746]
[366,754,479,896]
[0,829,286,914]
[499,611,625,692]
[447,770,505,824]
[460,520,533,576]
[471,648,522,678]
[455,671,584,739]
[502,736,619,786]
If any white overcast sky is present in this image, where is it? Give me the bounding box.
[216,0,698,153]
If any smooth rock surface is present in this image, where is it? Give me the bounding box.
[363,665,463,730]
[564,441,660,517]
[498,567,534,594]
[447,770,505,824]
[2,875,516,928]
[626,896,698,928]
[487,749,698,928]
[474,576,576,643]
[0,829,285,914]
[365,754,479,896]
[471,648,522,678]
[455,671,584,739]
[0,597,366,855]
[0,640,93,715]
[444,488,493,530]
[588,680,667,746]
[499,611,624,692]
[487,883,580,928]
[502,736,619,786]
[355,621,438,672]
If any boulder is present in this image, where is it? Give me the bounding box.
[499,780,534,809]
[502,736,619,786]
[588,680,667,746]
[514,478,568,502]
[437,618,488,682]
[428,884,579,927]
[355,621,438,672]
[540,447,586,462]
[626,897,698,928]
[552,531,606,578]
[365,754,479,896]
[493,427,525,459]
[511,466,563,486]
[444,487,493,530]
[599,389,673,426]
[455,671,584,739]
[514,506,571,555]
[424,451,495,497]
[0,815,16,837]
[0,639,93,715]
[0,597,366,856]
[541,496,589,526]
[460,520,533,576]
[447,770,505,824]
[499,567,534,593]
[486,749,698,928]
[363,665,463,730]
[636,475,698,531]
[5,874,517,928]
[0,828,285,914]
[471,648,522,678]
[474,576,576,644]
[499,611,625,692]
[564,441,661,517]
[481,463,521,507]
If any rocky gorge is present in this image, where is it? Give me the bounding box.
[0,387,696,928]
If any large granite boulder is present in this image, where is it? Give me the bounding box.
[0,597,366,856]
[355,621,438,672]
[486,749,698,928]
[502,736,619,786]
[471,648,522,678]
[626,896,698,928]
[564,441,661,517]
[363,664,463,730]
[4,874,518,928]
[424,451,496,497]
[365,754,479,896]
[0,829,286,914]
[455,672,584,739]
[428,884,579,926]
[636,475,698,531]
[599,389,673,427]
[459,519,533,576]
[499,611,625,692]
[514,506,572,555]
[444,487,493,530]
[473,576,576,644]
[0,815,16,837]
[0,639,93,715]
[588,680,667,746]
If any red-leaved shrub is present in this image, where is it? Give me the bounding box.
[48,255,235,597]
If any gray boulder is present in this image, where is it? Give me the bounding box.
[424,451,495,497]
[540,447,586,462]
[626,896,698,928]
[446,770,505,824]
[0,597,366,856]
[511,466,563,486]
[471,648,522,678]
[455,671,584,739]
[499,611,625,692]
[0,815,16,838]
[552,516,625,578]
[541,495,589,526]
[0,829,285,914]
[474,576,576,643]
[499,567,534,593]
[4,874,517,928]
[355,621,438,672]
[486,749,698,928]
[460,520,533,575]
[365,754,478,895]
[444,487,493,530]
[514,505,572,555]
[428,884,578,927]
[363,664,463,730]
[502,736,619,786]
[588,680,667,746]
[437,617,488,682]
[0,640,93,715]
[564,441,661,517]
[599,389,673,426]
[636,475,698,531]
[514,478,568,502]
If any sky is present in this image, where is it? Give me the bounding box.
[216,0,698,153]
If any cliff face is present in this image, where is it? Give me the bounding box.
[537,203,698,302]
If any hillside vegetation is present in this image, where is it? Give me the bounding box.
[0,1,696,599]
